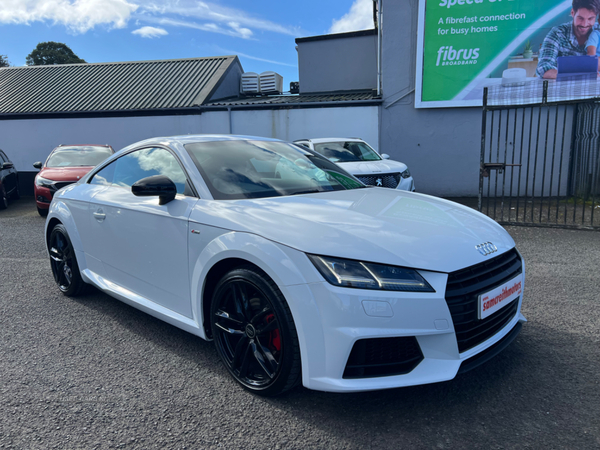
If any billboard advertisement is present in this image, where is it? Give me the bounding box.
[415,0,577,108]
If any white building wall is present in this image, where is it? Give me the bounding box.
[0,113,229,171]
[1,106,378,187]
[226,106,379,148]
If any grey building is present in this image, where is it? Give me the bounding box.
[0,54,382,195]
[293,3,483,197]
[1,1,488,198]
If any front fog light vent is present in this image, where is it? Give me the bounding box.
[343,336,424,379]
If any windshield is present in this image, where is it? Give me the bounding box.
[46,146,113,168]
[313,141,381,163]
[185,140,364,200]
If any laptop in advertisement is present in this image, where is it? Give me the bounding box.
[557,56,598,81]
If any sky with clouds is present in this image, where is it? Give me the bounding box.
[0,0,374,90]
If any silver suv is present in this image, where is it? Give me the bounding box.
[293,138,415,191]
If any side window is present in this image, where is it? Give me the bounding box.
[90,161,116,186]
[90,147,190,195]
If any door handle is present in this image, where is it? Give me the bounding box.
[93,210,106,222]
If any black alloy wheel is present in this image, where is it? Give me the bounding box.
[49,224,86,297]
[211,267,301,396]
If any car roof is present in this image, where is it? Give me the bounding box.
[295,138,365,144]
[58,144,113,147]
[122,134,284,149]
[171,134,282,143]
[52,144,114,152]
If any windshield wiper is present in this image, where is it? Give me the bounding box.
[289,189,322,196]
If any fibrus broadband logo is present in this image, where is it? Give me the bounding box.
[436,46,480,66]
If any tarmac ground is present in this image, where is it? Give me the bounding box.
[1,197,599,449]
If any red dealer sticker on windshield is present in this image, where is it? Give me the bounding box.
[478,274,523,320]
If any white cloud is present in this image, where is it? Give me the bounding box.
[132,26,168,38]
[227,22,252,40]
[0,0,138,33]
[223,50,297,68]
[0,0,302,39]
[139,0,301,36]
[145,17,255,40]
[329,0,374,34]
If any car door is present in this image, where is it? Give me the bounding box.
[85,146,198,318]
[0,150,16,195]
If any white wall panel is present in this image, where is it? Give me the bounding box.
[225,106,379,150]
[1,107,377,176]
[0,113,230,171]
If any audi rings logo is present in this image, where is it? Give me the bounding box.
[476,242,498,256]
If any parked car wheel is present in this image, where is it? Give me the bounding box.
[37,207,48,217]
[48,224,87,296]
[0,186,7,210]
[211,267,301,396]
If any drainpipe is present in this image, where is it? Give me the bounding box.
[377,0,383,154]
[228,106,232,134]
[377,0,383,97]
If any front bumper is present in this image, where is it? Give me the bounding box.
[34,186,53,209]
[283,262,525,393]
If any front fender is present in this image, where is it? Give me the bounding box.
[189,230,326,381]
[46,199,83,253]
[190,230,322,319]
[45,187,95,280]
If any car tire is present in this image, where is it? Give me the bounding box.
[48,224,87,297]
[0,186,7,210]
[37,207,48,217]
[211,266,301,396]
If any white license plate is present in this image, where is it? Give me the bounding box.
[478,274,523,320]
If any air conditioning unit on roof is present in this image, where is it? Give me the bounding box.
[241,72,259,94]
[259,71,283,94]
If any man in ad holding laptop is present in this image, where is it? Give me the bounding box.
[537,0,600,78]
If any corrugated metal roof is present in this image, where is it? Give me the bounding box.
[0,56,240,115]
[206,91,381,107]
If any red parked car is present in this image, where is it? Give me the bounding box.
[34,145,114,216]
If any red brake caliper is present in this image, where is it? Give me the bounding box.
[265,314,281,352]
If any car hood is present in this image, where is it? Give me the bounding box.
[39,166,94,182]
[337,159,408,175]
[190,189,514,273]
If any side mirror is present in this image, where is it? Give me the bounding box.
[381,154,390,160]
[33,162,43,169]
[132,175,177,205]
[2,162,14,169]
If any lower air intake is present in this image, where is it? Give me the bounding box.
[343,336,423,379]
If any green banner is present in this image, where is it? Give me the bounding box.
[417,0,572,107]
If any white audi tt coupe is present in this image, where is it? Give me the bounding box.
[45,135,526,396]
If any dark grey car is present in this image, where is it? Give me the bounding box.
[0,149,19,210]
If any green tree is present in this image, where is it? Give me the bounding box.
[0,55,9,67]
[26,42,86,66]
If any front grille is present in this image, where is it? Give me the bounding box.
[343,336,423,378]
[52,181,76,191]
[445,249,522,353]
[356,173,400,188]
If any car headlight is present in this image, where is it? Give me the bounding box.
[401,168,411,179]
[308,255,435,292]
[35,176,54,187]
